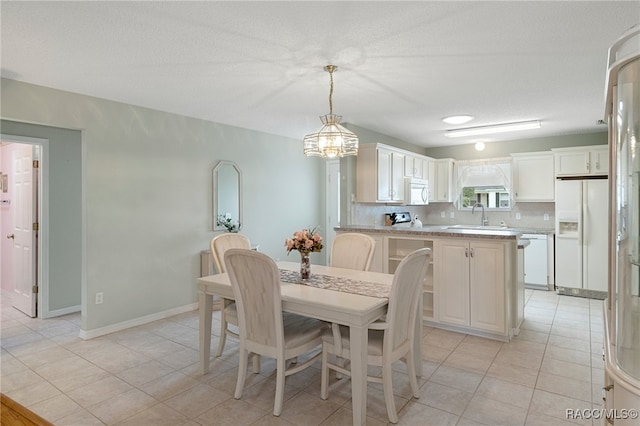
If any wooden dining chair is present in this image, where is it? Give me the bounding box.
[320,247,432,424]
[329,233,376,271]
[224,249,327,416]
[210,233,251,357]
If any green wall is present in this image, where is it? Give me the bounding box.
[1,78,324,333]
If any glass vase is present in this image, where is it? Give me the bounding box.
[300,252,311,279]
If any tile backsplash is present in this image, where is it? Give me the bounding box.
[351,202,555,229]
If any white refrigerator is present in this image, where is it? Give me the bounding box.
[555,178,608,292]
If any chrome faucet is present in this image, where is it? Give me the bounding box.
[472,203,489,226]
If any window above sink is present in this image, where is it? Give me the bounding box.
[455,158,513,211]
[460,185,511,209]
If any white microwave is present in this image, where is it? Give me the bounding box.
[405,177,429,205]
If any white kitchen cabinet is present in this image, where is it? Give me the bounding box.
[433,159,454,202]
[511,152,555,202]
[590,146,609,175]
[427,159,436,201]
[377,147,405,201]
[356,144,405,203]
[553,145,609,177]
[404,155,429,180]
[470,241,505,333]
[387,236,435,321]
[436,239,505,334]
[436,240,469,326]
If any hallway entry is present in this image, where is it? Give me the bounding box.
[1,137,42,317]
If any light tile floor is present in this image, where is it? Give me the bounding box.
[1,289,605,425]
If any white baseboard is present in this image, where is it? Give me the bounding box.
[79,302,198,340]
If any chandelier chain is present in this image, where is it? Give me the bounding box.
[328,67,334,115]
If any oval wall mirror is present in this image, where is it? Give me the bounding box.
[213,160,242,231]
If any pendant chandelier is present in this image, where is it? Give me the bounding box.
[303,65,358,158]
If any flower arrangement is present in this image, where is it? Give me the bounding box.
[285,226,323,255]
[216,214,241,233]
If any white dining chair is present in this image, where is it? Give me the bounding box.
[329,233,376,271]
[210,233,251,357]
[320,247,432,424]
[328,232,377,376]
[224,248,327,417]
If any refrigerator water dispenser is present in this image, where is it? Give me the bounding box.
[557,220,579,237]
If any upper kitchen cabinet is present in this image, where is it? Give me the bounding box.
[404,154,429,180]
[357,143,405,203]
[427,159,436,201]
[511,152,555,202]
[553,145,609,177]
[433,159,455,202]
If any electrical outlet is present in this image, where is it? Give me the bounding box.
[440,211,446,218]
[543,213,549,221]
[449,211,455,219]
[515,212,521,220]
[95,292,103,304]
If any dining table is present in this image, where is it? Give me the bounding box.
[197,260,423,426]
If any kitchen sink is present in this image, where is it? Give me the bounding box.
[447,225,509,230]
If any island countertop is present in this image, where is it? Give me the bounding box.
[335,224,526,240]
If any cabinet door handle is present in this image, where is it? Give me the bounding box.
[470,248,474,258]
[465,248,469,258]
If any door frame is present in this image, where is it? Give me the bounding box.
[1,134,49,318]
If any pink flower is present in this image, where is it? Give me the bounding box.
[285,239,294,250]
[285,227,323,254]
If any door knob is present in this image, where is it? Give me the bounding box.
[7,234,14,239]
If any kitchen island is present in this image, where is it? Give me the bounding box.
[335,225,526,342]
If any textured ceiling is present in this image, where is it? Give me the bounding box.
[1,1,638,148]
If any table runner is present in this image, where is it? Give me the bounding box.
[279,270,390,299]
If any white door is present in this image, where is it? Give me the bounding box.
[584,179,609,291]
[470,241,505,333]
[325,160,340,256]
[11,144,37,317]
[436,240,470,326]
[391,152,405,201]
[555,180,582,289]
[377,148,392,201]
[522,234,548,286]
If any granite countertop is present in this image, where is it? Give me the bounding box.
[335,224,554,241]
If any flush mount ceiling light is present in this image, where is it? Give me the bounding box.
[445,120,541,138]
[442,115,474,125]
[475,142,486,151]
[303,65,358,158]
